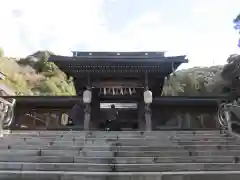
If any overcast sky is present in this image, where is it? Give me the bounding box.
[0,0,240,69]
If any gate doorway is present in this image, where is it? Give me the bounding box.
[98,103,138,131]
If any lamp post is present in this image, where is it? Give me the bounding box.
[144,90,152,131]
[83,89,92,131]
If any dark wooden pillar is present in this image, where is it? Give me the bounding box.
[182,113,191,129]
[151,78,164,98]
[83,81,92,131]
[137,89,145,130]
[144,72,152,131]
[91,88,100,130]
[73,78,85,96]
[84,103,91,130]
[145,103,152,131]
[83,75,92,131]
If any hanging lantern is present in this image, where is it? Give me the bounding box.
[120,88,124,95]
[132,88,136,94]
[116,88,120,95]
[61,113,69,125]
[144,90,152,104]
[103,88,107,95]
[107,88,111,94]
[110,88,113,95]
[83,89,92,103]
[129,88,132,95]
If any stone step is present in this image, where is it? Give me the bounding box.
[2,140,239,147]
[8,130,223,135]
[116,163,240,172]
[0,162,111,172]
[0,136,234,142]
[113,156,240,164]
[0,155,239,164]
[0,172,108,180]
[1,140,236,147]
[2,130,228,136]
[4,131,225,137]
[0,162,239,172]
[0,171,240,180]
[1,129,239,177]
[0,155,75,163]
[1,149,240,157]
[0,149,113,157]
[113,150,240,157]
[5,136,229,144]
[4,132,225,139]
[0,137,237,144]
[1,144,240,151]
[0,136,237,142]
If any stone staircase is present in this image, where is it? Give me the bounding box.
[1,130,240,180]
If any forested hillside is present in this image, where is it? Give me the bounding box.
[0,48,238,97]
[0,50,75,96]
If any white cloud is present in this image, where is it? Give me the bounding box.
[187,0,240,68]
[0,0,106,56]
[0,0,239,70]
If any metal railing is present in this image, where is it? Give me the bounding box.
[218,101,240,137]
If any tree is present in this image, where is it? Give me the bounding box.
[234,13,240,47]
[234,13,240,24]
[220,54,240,98]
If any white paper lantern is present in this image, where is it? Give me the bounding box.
[61,113,69,125]
[83,90,92,103]
[144,90,152,104]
